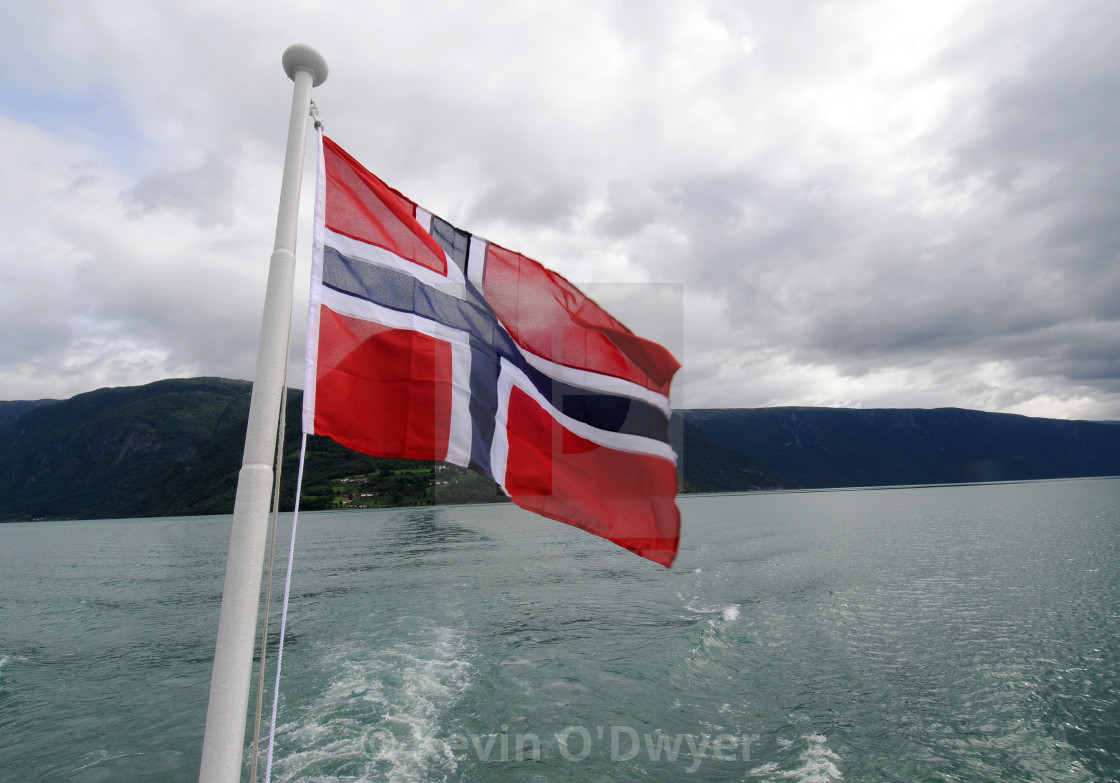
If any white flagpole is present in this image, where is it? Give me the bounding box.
[199,44,327,783]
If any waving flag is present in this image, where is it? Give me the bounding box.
[303,135,682,566]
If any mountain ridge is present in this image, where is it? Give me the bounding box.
[682,406,1120,489]
[2,378,1119,521]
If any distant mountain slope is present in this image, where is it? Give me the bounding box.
[0,399,59,431]
[4,379,1119,522]
[0,378,792,522]
[683,407,1120,489]
[0,378,393,521]
[674,418,795,492]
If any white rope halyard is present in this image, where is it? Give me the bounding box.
[264,431,309,783]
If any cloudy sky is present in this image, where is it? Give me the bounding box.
[2,0,1118,419]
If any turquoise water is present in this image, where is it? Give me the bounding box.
[2,478,1119,782]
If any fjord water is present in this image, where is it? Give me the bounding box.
[1,479,1118,782]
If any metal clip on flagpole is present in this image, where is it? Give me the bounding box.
[199,44,327,783]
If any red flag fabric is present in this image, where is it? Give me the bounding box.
[303,134,682,566]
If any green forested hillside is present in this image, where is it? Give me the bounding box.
[7,378,1117,523]
[0,377,788,521]
[0,378,437,521]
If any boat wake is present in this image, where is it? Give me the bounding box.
[269,625,472,783]
[748,733,843,782]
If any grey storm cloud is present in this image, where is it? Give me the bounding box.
[2,0,1120,419]
[122,151,239,227]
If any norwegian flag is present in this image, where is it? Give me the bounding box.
[303,135,681,566]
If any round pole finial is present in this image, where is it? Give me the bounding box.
[282,44,328,87]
